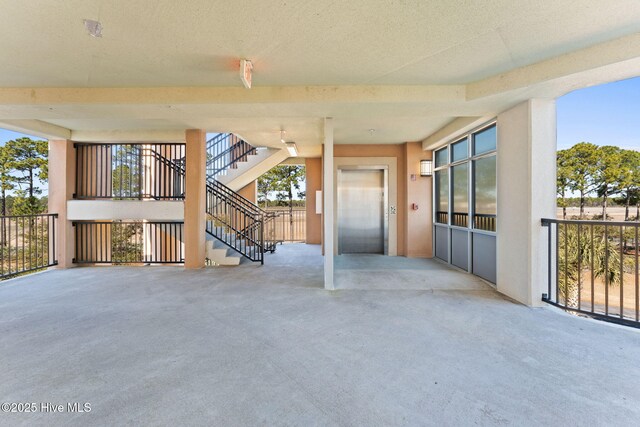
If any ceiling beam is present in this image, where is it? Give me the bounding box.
[467,32,640,100]
[0,85,465,106]
[71,129,186,142]
[422,116,492,150]
[0,119,71,139]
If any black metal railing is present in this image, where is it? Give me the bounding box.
[474,214,496,232]
[75,143,186,200]
[436,211,448,224]
[206,133,257,179]
[452,212,468,227]
[205,179,278,264]
[74,221,184,264]
[0,214,58,279]
[542,218,640,328]
[267,209,306,242]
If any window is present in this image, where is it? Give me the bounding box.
[473,125,496,155]
[451,138,468,162]
[435,170,448,224]
[435,147,448,168]
[432,121,497,283]
[474,156,496,231]
[451,163,468,227]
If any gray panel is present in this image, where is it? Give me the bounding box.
[451,228,469,271]
[472,232,496,283]
[435,226,449,261]
[338,170,384,254]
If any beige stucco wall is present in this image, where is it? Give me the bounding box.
[497,99,556,306]
[404,142,433,258]
[238,181,257,203]
[305,158,322,245]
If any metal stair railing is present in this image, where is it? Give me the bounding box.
[140,136,276,263]
[206,133,257,179]
[205,179,280,263]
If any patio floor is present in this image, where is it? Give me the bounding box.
[1,244,639,426]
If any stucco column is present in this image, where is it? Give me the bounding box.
[323,118,335,289]
[496,99,556,306]
[305,158,322,244]
[184,129,206,268]
[48,139,75,268]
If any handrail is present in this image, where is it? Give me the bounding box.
[541,217,640,328]
[0,213,58,279]
[206,133,257,179]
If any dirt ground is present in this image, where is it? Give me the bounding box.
[557,206,638,221]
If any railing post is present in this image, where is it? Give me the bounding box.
[260,215,265,265]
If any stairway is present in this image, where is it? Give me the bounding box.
[203,133,281,265]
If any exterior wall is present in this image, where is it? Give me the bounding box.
[48,139,75,268]
[305,158,322,244]
[333,144,407,256]
[238,181,257,203]
[404,142,433,258]
[496,99,556,306]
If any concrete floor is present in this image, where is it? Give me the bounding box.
[1,244,640,426]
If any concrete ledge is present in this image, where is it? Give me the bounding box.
[67,200,184,221]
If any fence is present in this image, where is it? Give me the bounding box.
[74,221,184,264]
[75,143,186,200]
[268,209,306,242]
[0,214,58,279]
[542,218,640,328]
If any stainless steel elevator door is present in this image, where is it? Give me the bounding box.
[338,169,385,254]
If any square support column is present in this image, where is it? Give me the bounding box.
[323,118,335,290]
[496,99,556,306]
[48,139,75,268]
[184,129,206,268]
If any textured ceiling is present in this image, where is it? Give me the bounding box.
[1,0,640,150]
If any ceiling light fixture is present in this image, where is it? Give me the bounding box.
[285,142,298,157]
[280,130,286,143]
[83,19,103,38]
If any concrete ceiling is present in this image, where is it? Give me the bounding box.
[1,0,640,154]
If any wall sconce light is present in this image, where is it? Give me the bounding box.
[420,160,433,177]
[286,142,298,157]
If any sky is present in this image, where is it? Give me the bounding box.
[557,76,640,150]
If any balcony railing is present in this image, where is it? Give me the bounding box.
[267,209,306,242]
[0,214,58,279]
[74,221,184,264]
[542,218,640,328]
[75,143,186,200]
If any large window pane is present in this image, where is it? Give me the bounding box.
[435,170,448,224]
[435,147,448,168]
[451,163,468,227]
[473,125,496,155]
[452,138,468,162]
[474,155,497,231]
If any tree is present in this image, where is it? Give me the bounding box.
[616,149,640,220]
[5,137,48,215]
[557,149,572,219]
[594,145,623,219]
[258,165,306,239]
[0,145,15,216]
[559,224,621,308]
[566,142,599,218]
[258,165,305,209]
